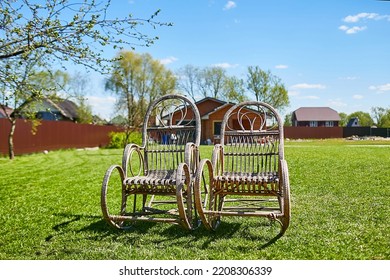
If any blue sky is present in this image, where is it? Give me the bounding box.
[83,0,390,120]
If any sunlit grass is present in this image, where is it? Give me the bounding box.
[0,139,389,260]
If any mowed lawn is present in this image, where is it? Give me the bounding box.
[0,139,389,260]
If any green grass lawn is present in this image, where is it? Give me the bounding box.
[0,139,389,260]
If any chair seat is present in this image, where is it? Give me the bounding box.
[216,172,279,184]
[124,170,178,187]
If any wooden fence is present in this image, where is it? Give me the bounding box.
[0,119,123,156]
[1,119,388,156]
[284,126,343,139]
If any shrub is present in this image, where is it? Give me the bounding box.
[107,131,142,148]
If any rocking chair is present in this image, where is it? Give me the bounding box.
[194,101,290,235]
[101,94,201,230]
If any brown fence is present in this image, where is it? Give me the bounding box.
[0,119,123,156]
[1,119,388,156]
[284,126,343,139]
[343,127,390,138]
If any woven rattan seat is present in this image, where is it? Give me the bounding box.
[217,172,278,183]
[125,171,178,187]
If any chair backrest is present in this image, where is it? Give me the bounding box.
[142,94,201,174]
[219,101,284,175]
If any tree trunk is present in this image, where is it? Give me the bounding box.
[8,118,16,160]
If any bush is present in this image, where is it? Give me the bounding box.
[107,131,142,148]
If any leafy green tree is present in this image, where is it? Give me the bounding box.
[347,111,374,127]
[223,76,247,103]
[246,66,289,111]
[371,107,390,128]
[284,112,292,127]
[338,112,348,127]
[105,51,176,145]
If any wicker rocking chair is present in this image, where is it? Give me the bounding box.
[101,94,201,230]
[194,101,290,235]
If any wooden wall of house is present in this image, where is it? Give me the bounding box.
[0,119,123,156]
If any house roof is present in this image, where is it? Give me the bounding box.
[200,103,232,120]
[293,107,341,121]
[0,105,13,118]
[45,99,79,121]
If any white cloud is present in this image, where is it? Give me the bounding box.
[212,62,239,69]
[223,1,237,10]
[339,25,367,34]
[343,13,381,23]
[328,99,347,108]
[339,12,390,35]
[275,64,288,69]
[353,94,364,99]
[369,83,390,92]
[159,56,178,65]
[302,95,320,100]
[339,76,358,80]
[290,83,326,90]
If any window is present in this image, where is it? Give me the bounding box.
[325,121,334,127]
[309,121,318,127]
[214,122,222,135]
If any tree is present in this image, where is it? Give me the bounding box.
[196,66,230,99]
[105,50,176,145]
[0,0,169,159]
[284,112,292,127]
[67,72,94,124]
[348,111,374,127]
[246,66,289,111]
[371,107,390,128]
[0,60,69,159]
[338,112,348,127]
[177,65,247,102]
[177,64,200,102]
[223,76,247,103]
[0,0,169,68]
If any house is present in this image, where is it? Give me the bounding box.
[169,97,262,144]
[35,98,79,121]
[0,105,13,119]
[346,117,360,127]
[1,99,79,122]
[291,107,341,127]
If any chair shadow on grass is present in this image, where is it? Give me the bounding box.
[49,213,284,251]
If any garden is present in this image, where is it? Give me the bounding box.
[0,139,389,260]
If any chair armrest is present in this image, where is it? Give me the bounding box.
[122,143,145,178]
[211,144,224,177]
